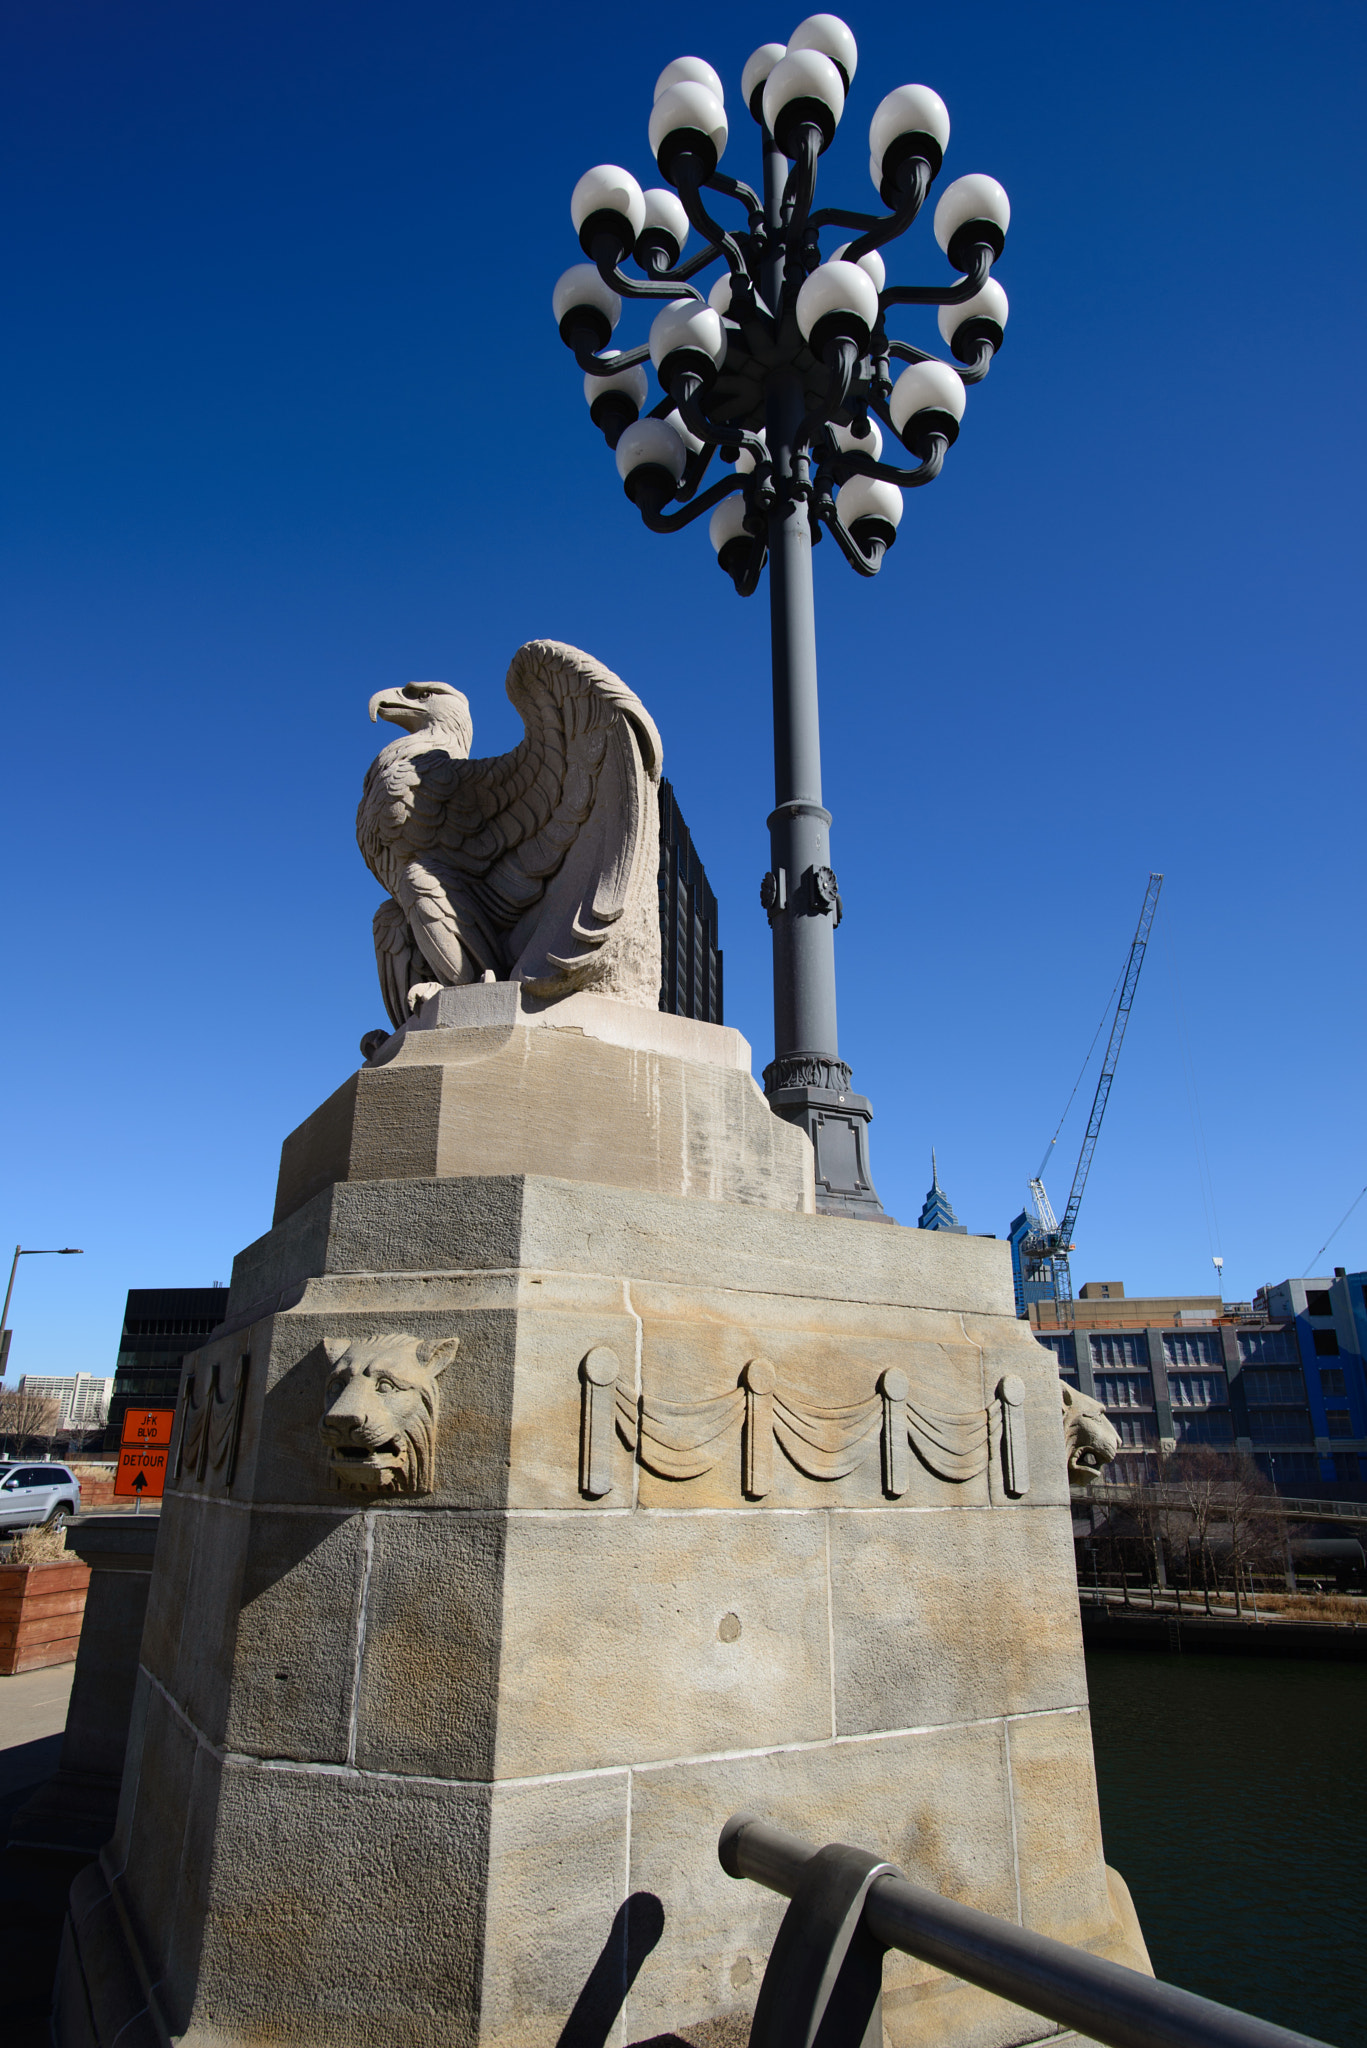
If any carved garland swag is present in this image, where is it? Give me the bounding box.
[579,1350,1029,1503]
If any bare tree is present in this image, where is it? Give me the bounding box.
[1218,1454,1280,1615]
[0,1386,62,1457]
[1166,1446,1228,1614]
[1129,1456,1180,1603]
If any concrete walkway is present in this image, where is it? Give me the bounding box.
[0,1663,77,2048]
[1,1662,75,1755]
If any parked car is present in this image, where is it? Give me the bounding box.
[0,1462,82,1531]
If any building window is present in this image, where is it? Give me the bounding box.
[1254,1451,1320,1486]
[1093,1372,1154,1410]
[1241,1369,1306,1405]
[1173,1411,1234,1445]
[121,1318,223,1338]
[1238,1329,1296,1365]
[1112,1413,1158,1445]
[1113,1452,1156,1485]
[1326,1410,1355,1438]
[1163,1331,1221,1367]
[1312,1329,1340,1357]
[1305,1290,1334,1318]
[1168,1373,1228,1408]
[1034,1333,1077,1373]
[1247,1407,1315,1444]
[1320,1368,1347,1398]
[1332,1452,1363,1483]
[1090,1333,1147,1368]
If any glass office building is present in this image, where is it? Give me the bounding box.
[106,1286,229,1447]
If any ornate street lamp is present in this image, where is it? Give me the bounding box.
[553,14,1009,1220]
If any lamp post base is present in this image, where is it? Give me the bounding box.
[762,1055,889,1222]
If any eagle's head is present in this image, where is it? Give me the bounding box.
[368,681,473,755]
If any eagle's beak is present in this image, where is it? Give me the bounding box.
[369,689,409,727]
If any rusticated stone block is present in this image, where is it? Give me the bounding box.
[225,1507,367,1762]
[828,1503,1087,1736]
[188,1761,493,2047]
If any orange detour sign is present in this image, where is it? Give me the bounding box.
[115,1407,175,1500]
[114,1444,168,1500]
[120,1407,175,1448]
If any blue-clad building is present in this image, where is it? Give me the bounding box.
[1029,1270,1367,1498]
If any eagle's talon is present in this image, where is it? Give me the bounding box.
[406,982,442,1013]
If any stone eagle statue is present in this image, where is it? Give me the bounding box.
[358,639,663,1028]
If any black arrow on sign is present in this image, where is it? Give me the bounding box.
[131,1470,148,1494]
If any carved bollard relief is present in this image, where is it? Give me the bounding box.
[319,1333,460,1496]
[579,1354,1035,1502]
[175,1353,250,1493]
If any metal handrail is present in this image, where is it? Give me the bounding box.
[720,1813,1333,2048]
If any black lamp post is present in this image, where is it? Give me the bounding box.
[0,1244,84,1382]
[554,15,1009,1220]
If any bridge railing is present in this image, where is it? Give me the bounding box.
[1075,1483,1367,1525]
[720,1812,1332,2048]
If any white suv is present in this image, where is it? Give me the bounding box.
[0,1462,82,1531]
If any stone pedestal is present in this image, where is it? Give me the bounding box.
[55,994,1148,2048]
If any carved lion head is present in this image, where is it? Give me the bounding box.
[319,1333,459,1497]
[1060,1382,1120,1485]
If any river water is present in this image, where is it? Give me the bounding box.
[1086,1650,1367,2048]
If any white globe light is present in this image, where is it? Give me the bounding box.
[570,166,647,243]
[787,14,858,89]
[663,408,705,455]
[709,495,750,552]
[708,274,734,315]
[869,85,950,181]
[836,475,904,530]
[934,173,1011,255]
[830,417,883,459]
[655,56,725,104]
[583,365,649,409]
[742,42,786,113]
[831,241,886,293]
[552,264,622,332]
[649,82,729,174]
[937,279,1009,345]
[641,188,690,255]
[615,417,687,485]
[795,259,879,343]
[649,298,726,372]
[762,48,845,149]
[888,359,967,435]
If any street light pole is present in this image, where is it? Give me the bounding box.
[553,15,1011,1217]
[756,127,876,1214]
[0,1244,85,1383]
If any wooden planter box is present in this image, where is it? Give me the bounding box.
[0,1558,92,1674]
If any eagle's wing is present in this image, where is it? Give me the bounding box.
[372,898,426,1029]
[416,640,663,991]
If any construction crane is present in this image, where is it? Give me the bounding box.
[1011,873,1164,1319]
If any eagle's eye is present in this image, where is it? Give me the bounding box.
[402,685,433,700]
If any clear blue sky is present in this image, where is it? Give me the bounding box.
[3,0,1364,1377]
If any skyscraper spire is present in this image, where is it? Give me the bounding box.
[918,1150,966,1234]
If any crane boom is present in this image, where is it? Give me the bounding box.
[1055,872,1164,1252]
[1010,872,1163,1320]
